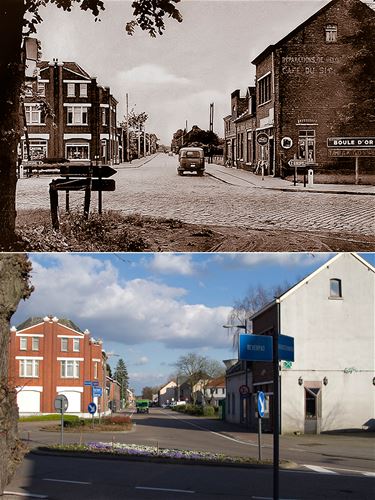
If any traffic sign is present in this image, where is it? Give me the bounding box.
[239,385,250,395]
[238,334,273,361]
[281,137,293,149]
[92,381,99,386]
[279,334,294,361]
[54,394,68,414]
[84,381,92,386]
[92,386,103,397]
[88,402,97,414]
[51,178,116,191]
[60,164,117,178]
[257,391,265,418]
[257,133,269,146]
[288,159,306,167]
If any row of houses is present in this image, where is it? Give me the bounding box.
[8,316,134,417]
[157,377,226,408]
[22,54,158,167]
[223,0,375,178]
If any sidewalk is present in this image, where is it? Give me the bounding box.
[206,163,375,196]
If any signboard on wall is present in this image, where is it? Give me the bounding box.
[327,137,375,148]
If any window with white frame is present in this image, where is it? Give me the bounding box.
[73,339,80,352]
[325,24,337,43]
[61,360,80,378]
[80,83,88,97]
[20,337,27,350]
[24,104,44,125]
[20,359,39,378]
[61,337,68,352]
[67,106,88,125]
[258,73,272,105]
[37,82,46,97]
[67,83,75,97]
[102,108,107,125]
[32,337,40,351]
[94,362,98,379]
[66,144,89,160]
[25,82,33,97]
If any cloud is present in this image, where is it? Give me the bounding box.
[148,254,196,275]
[135,356,149,366]
[120,64,190,86]
[16,254,232,351]
[224,253,331,267]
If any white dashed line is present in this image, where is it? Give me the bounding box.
[135,486,195,494]
[43,478,91,485]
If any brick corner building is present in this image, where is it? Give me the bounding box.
[9,316,111,417]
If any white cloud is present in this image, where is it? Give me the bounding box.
[135,356,149,366]
[148,254,196,275]
[17,254,232,350]
[120,64,190,86]
[225,253,331,267]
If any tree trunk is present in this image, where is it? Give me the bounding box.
[0,1,26,249]
[0,254,33,494]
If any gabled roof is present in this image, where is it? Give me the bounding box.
[206,376,225,388]
[16,316,83,333]
[251,0,374,65]
[38,61,91,79]
[250,253,374,320]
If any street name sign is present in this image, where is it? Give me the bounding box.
[60,164,117,178]
[88,402,97,414]
[92,381,99,386]
[327,137,375,148]
[278,334,295,362]
[328,149,375,158]
[257,391,265,418]
[51,178,116,191]
[92,386,103,398]
[288,159,307,168]
[84,381,92,386]
[54,394,68,414]
[238,334,273,361]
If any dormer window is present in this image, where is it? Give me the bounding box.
[330,278,342,298]
[325,24,337,43]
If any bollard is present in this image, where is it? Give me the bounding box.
[308,169,314,186]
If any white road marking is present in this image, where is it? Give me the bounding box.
[135,486,195,494]
[327,467,375,477]
[43,478,91,485]
[362,471,375,477]
[168,413,265,448]
[252,497,299,500]
[303,465,338,474]
[3,492,48,499]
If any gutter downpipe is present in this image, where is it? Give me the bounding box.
[273,298,281,500]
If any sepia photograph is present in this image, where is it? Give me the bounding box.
[0,1,374,499]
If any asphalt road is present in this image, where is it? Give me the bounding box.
[4,450,374,500]
[16,154,374,240]
[18,408,375,476]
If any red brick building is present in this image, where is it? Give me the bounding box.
[9,316,108,416]
[22,59,119,165]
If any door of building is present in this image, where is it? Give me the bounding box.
[304,386,321,434]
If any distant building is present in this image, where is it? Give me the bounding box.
[225,253,375,434]
[9,316,110,417]
[158,380,177,406]
[22,59,119,165]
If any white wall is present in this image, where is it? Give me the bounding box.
[280,254,374,433]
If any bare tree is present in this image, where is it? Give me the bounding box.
[0,254,33,494]
[227,282,291,350]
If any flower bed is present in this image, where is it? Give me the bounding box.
[46,442,270,466]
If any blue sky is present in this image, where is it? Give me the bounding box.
[12,252,374,394]
[33,0,337,143]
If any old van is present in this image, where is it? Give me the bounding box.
[178,147,205,176]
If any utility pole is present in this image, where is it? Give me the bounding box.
[126,93,130,162]
[209,103,214,163]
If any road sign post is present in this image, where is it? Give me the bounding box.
[257,391,265,461]
[88,402,97,429]
[54,395,68,446]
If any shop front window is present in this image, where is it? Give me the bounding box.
[66,144,90,160]
[23,140,48,161]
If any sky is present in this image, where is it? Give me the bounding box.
[33,0,336,145]
[11,252,374,394]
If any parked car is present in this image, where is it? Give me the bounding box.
[177,147,205,176]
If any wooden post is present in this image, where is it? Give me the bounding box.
[84,166,93,218]
[49,181,59,230]
[355,156,359,185]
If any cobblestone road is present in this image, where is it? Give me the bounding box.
[16,153,374,238]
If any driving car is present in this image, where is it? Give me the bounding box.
[177,147,205,176]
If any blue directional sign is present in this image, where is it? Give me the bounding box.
[257,391,265,418]
[84,381,92,386]
[88,402,97,414]
[92,381,99,387]
[92,386,102,398]
[278,334,294,362]
[239,334,273,361]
